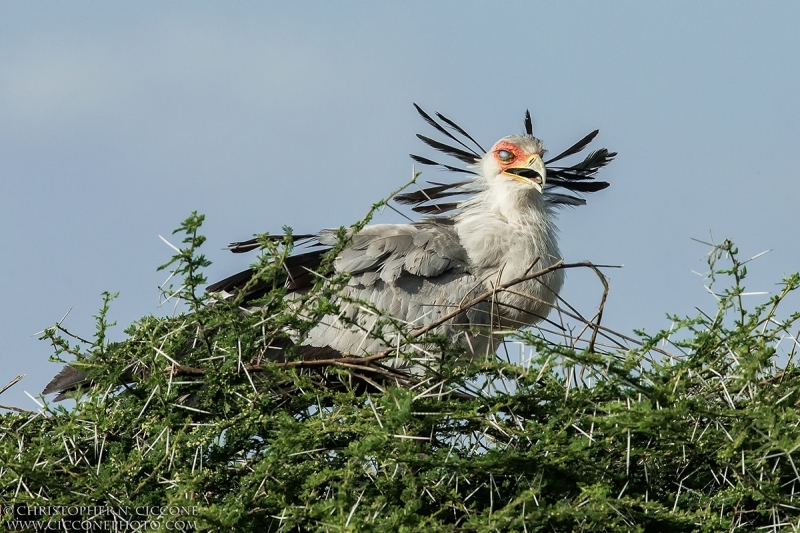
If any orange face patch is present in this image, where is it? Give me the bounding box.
[493,141,526,168]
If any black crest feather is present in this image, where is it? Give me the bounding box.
[409,154,478,175]
[413,103,481,157]
[547,179,610,193]
[395,181,471,206]
[404,105,614,212]
[416,134,481,165]
[544,193,587,206]
[545,130,599,165]
[435,111,486,153]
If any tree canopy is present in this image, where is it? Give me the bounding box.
[2,209,800,532]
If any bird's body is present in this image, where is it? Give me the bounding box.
[43,106,613,398]
[301,180,563,365]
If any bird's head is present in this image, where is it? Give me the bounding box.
[401,105,613,215]
[481,135,546,194]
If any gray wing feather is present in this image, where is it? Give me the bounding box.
[379,253,408,283]
[305,221,492,358]
[327,221,468,283]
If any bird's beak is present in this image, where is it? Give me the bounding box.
[502,154,546,193]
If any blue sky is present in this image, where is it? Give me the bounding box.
[2,2,799,411]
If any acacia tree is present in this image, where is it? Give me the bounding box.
[2,207,800,532]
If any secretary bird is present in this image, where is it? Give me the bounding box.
[43,105,614,398]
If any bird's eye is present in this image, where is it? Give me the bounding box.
[497,149,513,162]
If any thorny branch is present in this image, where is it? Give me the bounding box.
[167,260,681,383]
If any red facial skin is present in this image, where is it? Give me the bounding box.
[492,141,529,170]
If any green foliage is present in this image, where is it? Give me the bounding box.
[2,215,800,532]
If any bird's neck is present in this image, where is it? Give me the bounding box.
[454,183,565,330]
[485,181,548,224]
[455,185,561,275]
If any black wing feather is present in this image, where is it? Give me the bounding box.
[226,234,317,254]
[207,249,330,296]
[411,202,461,214]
